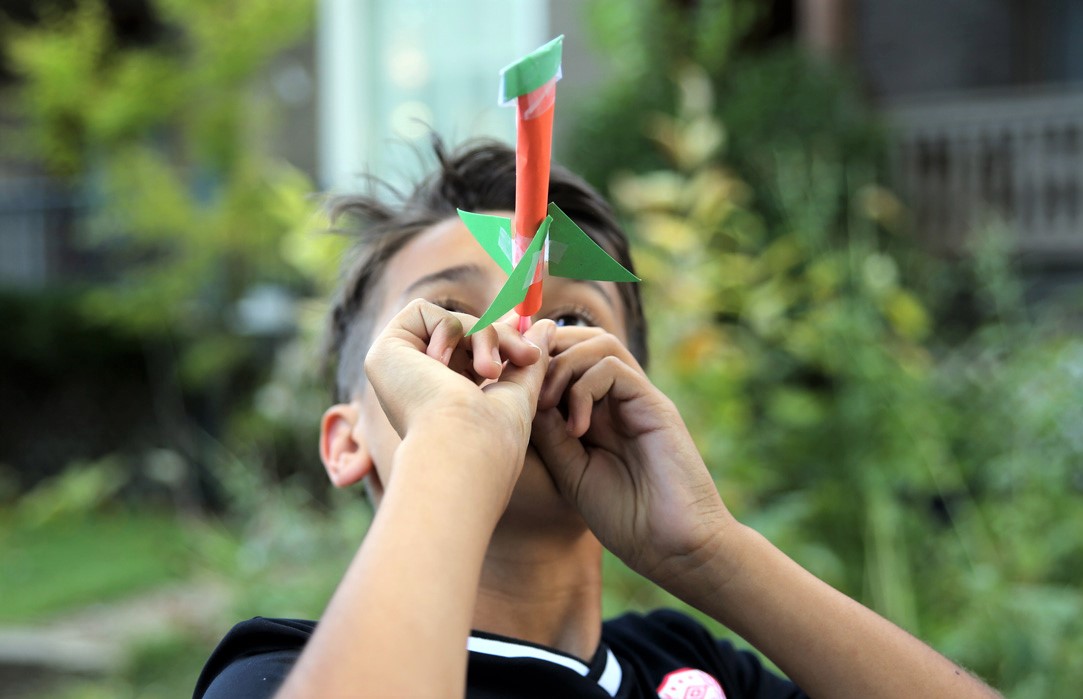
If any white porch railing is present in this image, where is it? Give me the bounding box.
[888,86,1083,258]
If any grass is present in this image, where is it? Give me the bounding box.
[0,509,200,625]
[0,490,361,698]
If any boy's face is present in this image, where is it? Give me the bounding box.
[326,213,630,527]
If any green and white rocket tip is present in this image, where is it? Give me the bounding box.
[457,203,639,334]
[498,35,564,104]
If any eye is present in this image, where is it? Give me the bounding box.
[549,305,598,328]
[553,314,591,328]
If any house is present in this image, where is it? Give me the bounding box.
[799,0,1083,265]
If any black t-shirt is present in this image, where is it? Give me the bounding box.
[194,609,806,698]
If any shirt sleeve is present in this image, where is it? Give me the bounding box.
[192,618,313,699]
[199,649,299,699]
[648,609,808,699]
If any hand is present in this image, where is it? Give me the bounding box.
[365,299,556,482]
[531,327,734,584]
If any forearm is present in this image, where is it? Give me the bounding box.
[277,431,510,699]
[669,524,1000,699]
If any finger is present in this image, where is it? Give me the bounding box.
[539,332,644,410]
[531,317,560,356]
[487,319,556,409]
[447,314,545,381]
[550,325,607,354]
[565,356,644,438]
[459,320,503,381]
[531,407,588,499]
[493,321,545,367]
[369,299,464,374]
[388,299,465,366]
[446,341,479,381]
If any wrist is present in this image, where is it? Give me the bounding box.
[401,412,524,468]
[406,403,526,456]
[389,422,525,518]
[652,517,753,603]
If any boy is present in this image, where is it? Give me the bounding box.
[194,139,999,698]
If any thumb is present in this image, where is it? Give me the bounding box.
[487,319,556,410]
[531,406,588,501]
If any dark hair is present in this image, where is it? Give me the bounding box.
[325,137,647,402]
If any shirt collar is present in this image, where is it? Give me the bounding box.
[467,632,622,697]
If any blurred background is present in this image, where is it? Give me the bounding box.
[1,1,1081,697]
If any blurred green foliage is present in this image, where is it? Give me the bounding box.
[15,456,127,526]
[570,2,1083,697]
[570,0,890,250]
[7,0,341,496]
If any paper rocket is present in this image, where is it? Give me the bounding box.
[458,35,639,335]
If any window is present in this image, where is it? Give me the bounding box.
[318,0,548,192]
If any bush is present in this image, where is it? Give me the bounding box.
[6,0,340,504]
[567,4,1083,694]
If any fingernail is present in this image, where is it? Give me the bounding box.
[490,346,501,365]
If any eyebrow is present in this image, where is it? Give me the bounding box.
[562,278,616,311]
[401,264,485,300]
[400,263,616,311]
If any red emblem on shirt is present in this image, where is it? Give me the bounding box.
[656,668,727,699]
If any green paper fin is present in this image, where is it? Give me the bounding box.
[546,203,640,282]
[466,217,552,335]
[498,35,563,104]
[457,209,514,274]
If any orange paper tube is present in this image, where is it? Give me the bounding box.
[512,79,557,319]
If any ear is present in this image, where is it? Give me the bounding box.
[320,403,373,488]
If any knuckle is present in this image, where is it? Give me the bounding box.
[452,310,479,329]
[405,297,430,313]
[597,332,629,353]
[535,318,558,333]
[575,330,625,355]
[364,337,387,363]
[363,346,384,382]
[445,313,464,334]
[599,355,623,370]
